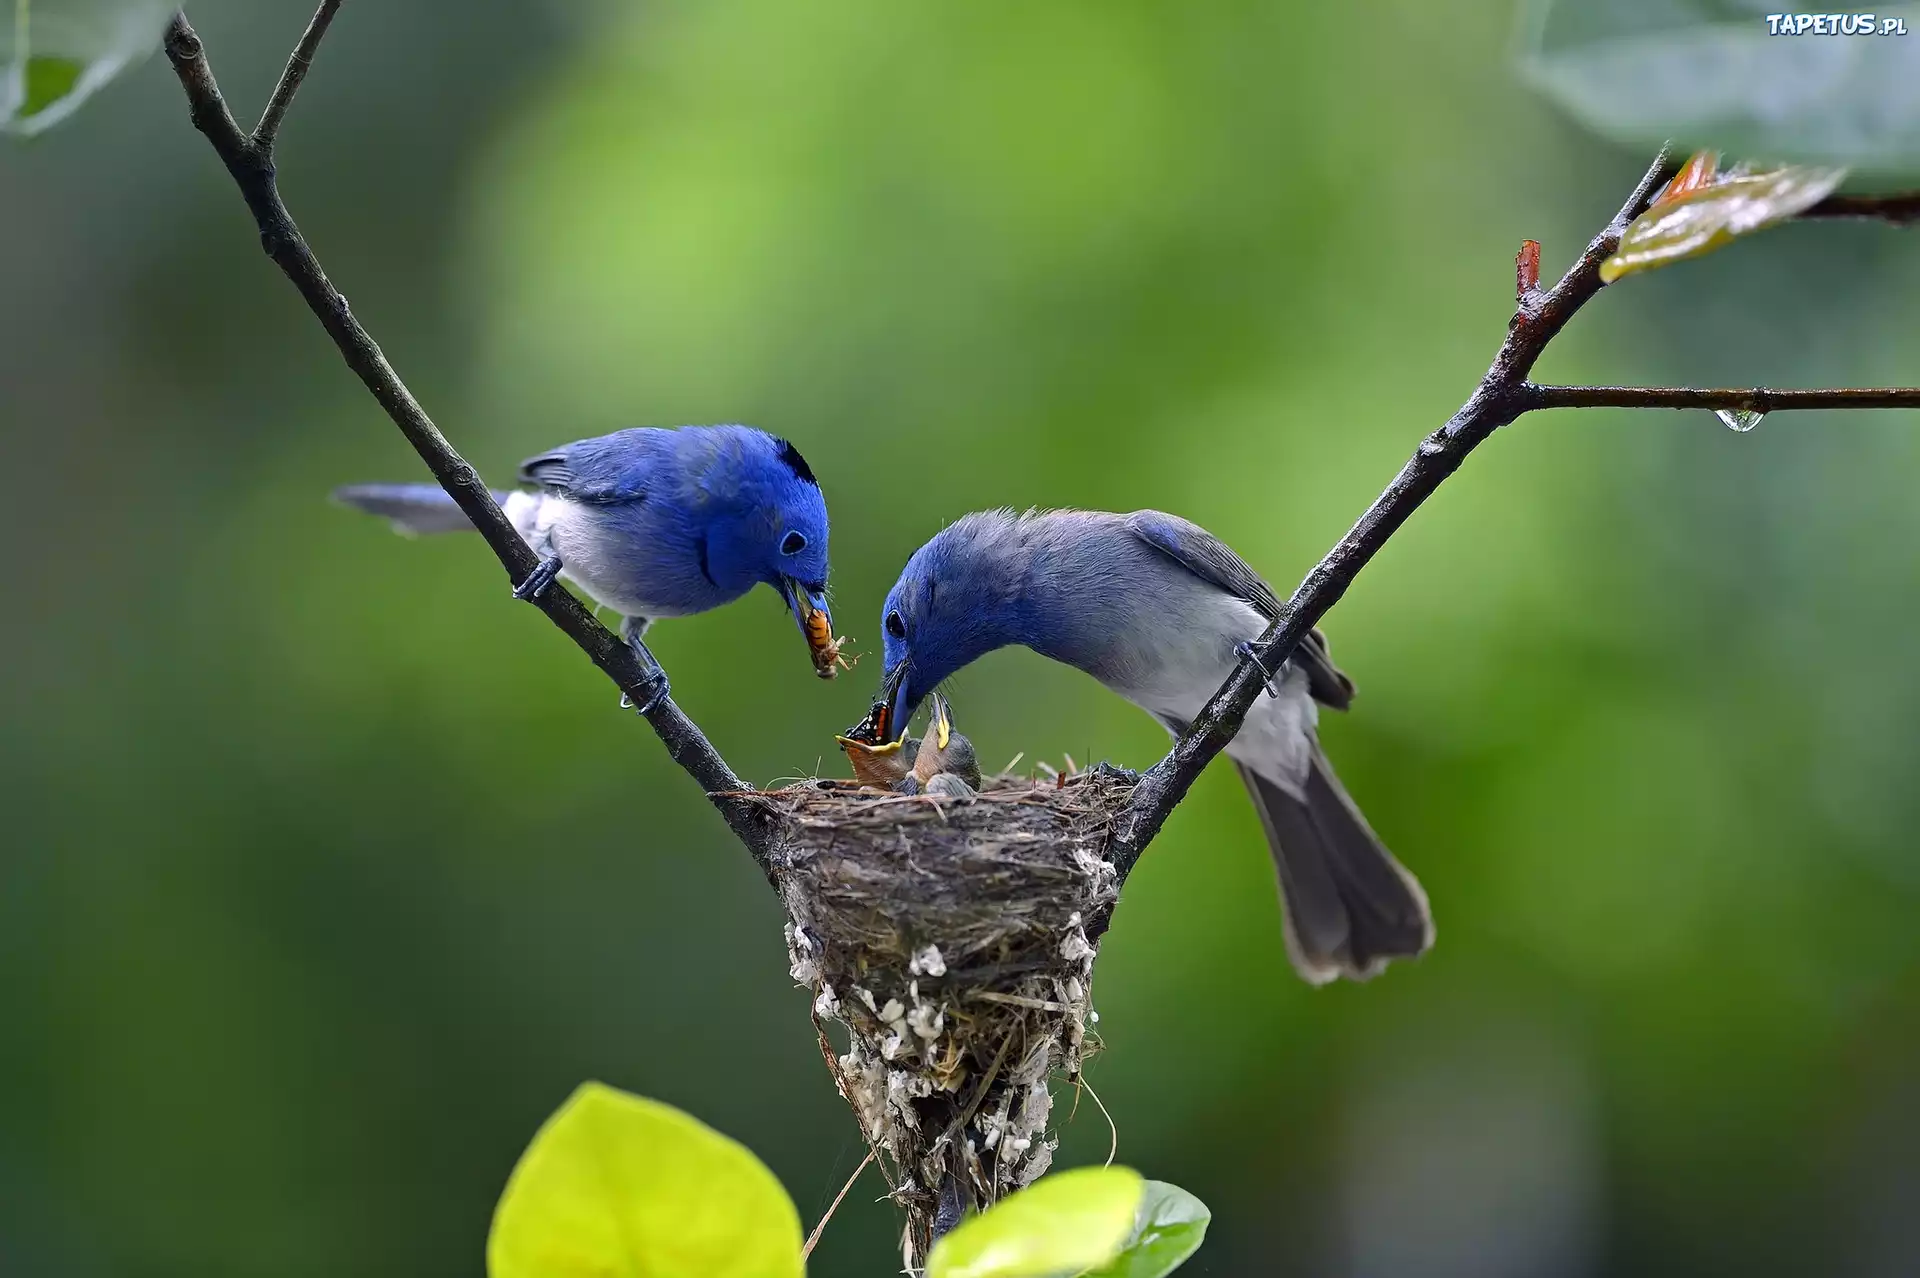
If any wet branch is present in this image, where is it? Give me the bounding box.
[1105,148,1920,894]
[1525,384,1920,412]
[162,7,785,879]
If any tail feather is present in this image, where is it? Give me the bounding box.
[333,483,512,536]
[1236,746,1433,985]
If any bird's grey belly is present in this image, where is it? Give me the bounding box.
[508,493,698,619]
[1094,588,1319,790]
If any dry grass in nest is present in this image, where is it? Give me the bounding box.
[747,769,1133,1259]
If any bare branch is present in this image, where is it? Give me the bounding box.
[1100,156,1920,902]
[1802,192,1920,226]
[1526,384,1920,412]
[253,0,341,149]
[162,8,785,878]
[1101,148,1680,888]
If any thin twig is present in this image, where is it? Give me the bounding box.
[803,1149,876,1260]
[162,7,784,878]
[1525,384,1920,412]
[252,0,339,147]
[1802,192,1920,225]
[1080,1074,1118,1167]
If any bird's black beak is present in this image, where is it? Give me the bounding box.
[780,576,839,679]
[881,660,913,749]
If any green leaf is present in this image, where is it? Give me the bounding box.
[1082,1180,1211,1278]
[487,1082,804,1278]
[3,0,175,138]
[926,1166,1145,1278]
[1518,0,1920,171]
[1599,161,1848,282]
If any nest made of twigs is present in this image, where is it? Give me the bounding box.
[748,769,1132,1257]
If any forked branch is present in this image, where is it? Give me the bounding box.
[165,3,1920,914]
[1106,152,1920,894]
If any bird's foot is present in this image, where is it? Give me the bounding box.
[512,555,563,601]
[1091,761,1140,785]
[618,637,672,715]
[620,669,672,716]
[1234,640,1283,699]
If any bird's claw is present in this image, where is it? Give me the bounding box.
[620,669,672,716]
[1092,761,1140,785]
[619,635,672,715]
[512,555,563,601]
[1234,640,1284,699]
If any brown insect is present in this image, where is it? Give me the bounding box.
[805,611,857,680]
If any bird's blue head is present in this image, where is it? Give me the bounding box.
[873,512,1025,741]
[706,430,837,677]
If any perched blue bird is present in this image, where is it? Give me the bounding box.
[871,508,1433,984]
[334,425,837,705]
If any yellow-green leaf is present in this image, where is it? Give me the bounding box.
[926,1166,1145,1278]
[1083,1180,1210,1278]
[487,1082,804,1278]
[1600,164,1848,283]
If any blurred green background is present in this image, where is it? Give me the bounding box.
[5,1,1920,1274]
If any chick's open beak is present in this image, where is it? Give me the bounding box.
[928,693,952,751]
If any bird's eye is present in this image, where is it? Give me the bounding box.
[886,610,906,639]
[781,531,807,555]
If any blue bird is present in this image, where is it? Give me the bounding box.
[335,425,837,705]
[869,508,1432,984]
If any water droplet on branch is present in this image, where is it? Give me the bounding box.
[1714,408,1766,433]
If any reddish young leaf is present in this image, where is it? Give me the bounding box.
[1653,150,1720,206]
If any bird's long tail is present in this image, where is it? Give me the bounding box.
[1236,745,1433,985]
[332,483,522,536]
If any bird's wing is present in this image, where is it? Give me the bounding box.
[518,427,668,504]
[1123,510,1355,710]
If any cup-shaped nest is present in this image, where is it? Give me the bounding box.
[754,770,1132,1256]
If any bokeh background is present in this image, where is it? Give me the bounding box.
[6,1,1920,1274]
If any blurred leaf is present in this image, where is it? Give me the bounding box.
[926,1166,1144,1278]
[2,0,174,137]
[1518,0,1920,170]
[1082,1180,1210,1277]
[486,1082,804,1278]
[1599,162,1847,281]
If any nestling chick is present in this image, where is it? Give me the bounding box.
[835,700,917,789]
[900,695,981,797]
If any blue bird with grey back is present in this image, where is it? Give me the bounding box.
[870,508,1433,985]
[335,425,839,705]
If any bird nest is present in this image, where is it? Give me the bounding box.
[748,769,1132,1259]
